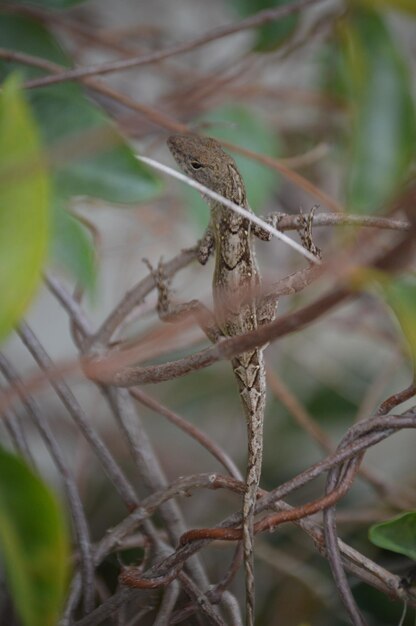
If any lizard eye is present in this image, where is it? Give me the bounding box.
[190,161,202,170]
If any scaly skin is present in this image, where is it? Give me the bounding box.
[168,134,275,626]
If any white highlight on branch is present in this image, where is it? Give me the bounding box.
[137,154,321,265]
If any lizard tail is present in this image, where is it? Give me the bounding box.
[243,454,261,626]
[233,350,266,626]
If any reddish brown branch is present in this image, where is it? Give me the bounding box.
[178,459,357,546]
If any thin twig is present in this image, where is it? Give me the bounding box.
[323,457,367,626]
[21,0,322,89]
[377,383,416,416]
[1,402,35,465]
[277,213,411,232]
[45,273,93,337]
[152,580,180,626]
[130,388,242,480]
[178,571,226,626]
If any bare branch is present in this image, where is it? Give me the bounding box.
[21,0,322,89]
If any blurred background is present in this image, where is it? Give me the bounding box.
[0,0,415,624]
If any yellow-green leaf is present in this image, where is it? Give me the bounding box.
[0,75,50,341]
[0,446,70,626]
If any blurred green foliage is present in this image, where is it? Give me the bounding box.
[320,3,416,381]
[0,15,162,295]
[0,446,70,626]
[0,75,49,342]
[323,6,415,214]
[379,275,416,373]
[231,0,298,50]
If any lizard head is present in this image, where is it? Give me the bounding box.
[167,133,245,201]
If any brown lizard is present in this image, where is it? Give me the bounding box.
[164,133,283,626]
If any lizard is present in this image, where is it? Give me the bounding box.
[164,133,280,626]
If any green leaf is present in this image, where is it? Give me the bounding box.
[0,446,70,626]
[369,511,416,560]
[0,75,50,342]
[182,105,280,229]
[232,0,298,51]
[51,199,96,291]
[338,7,415,213]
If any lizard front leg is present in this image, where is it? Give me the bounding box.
[297,205,322,260]
[197,224,215,265]
[252,211,287,241]
[253,205,322,257]
[255,205,321,328]
[145,255,222,344]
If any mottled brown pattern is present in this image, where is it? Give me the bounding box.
[168,133,277,626]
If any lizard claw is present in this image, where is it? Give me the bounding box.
[297,205,321,260]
